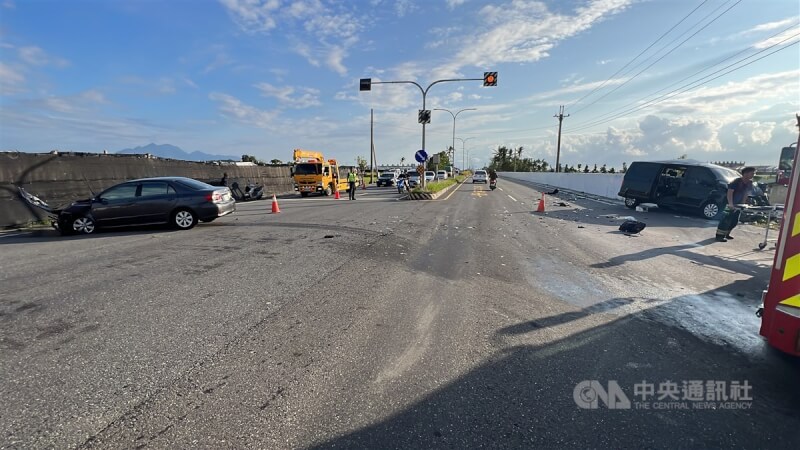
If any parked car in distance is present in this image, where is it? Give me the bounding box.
[376,171,399,187]
[38,177,236,235]
[406,172,421,188]
[436,170,448,180]
[424,171,436,182]
[473,170,488,183]
[618,160,742,220]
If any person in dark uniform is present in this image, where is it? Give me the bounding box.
[716,167,756,242]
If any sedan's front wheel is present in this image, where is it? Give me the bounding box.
[173,208,197,230]
[72,216,96,234]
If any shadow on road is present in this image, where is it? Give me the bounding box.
[311,284,800,449]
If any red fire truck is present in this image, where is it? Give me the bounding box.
[758,122,800,355]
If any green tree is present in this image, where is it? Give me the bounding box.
[592,164,598,173]
[622,162,628,173]
[609,167,616,174]
[600,164,607,174]
[270,159,283,165]
[242,154,259,163]
[584,164,590,173]
[356,156,368,174]
[436,150,451,168]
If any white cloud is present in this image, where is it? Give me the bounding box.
[209,92,279,128]
[743,18,797,35]
[18,46,69,68]
[254,82,321,108]
[0,62,25,94]
[2,0,15,9]
[158,78,176,94]
[439,0,632,71]
[79,90,107,104]
[326,46,347,76]
[395,0,416,17]
[654,70,800,115]
[446,0,466,9]
[184,78,198,89]
[219,0,363,76]
[734,121,775,145]
[753,27,800,49]
[219,0,280,32]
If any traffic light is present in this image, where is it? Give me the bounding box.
[360,78,371,91]
[483,72,497,87]
[418,109,431,124]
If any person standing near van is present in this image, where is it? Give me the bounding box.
[347,169,358,200]
[715,167,756,242]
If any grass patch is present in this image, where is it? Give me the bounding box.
[411,177,460,193]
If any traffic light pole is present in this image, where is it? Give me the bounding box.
[367,78,483,187]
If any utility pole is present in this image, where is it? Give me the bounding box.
[554,105,569,173]
[369,109,379,184]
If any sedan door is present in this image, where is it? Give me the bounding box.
[132,181,178,224]
[91,183,140,227]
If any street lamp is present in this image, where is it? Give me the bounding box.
[456,137,474,173]
[434,108,476,173]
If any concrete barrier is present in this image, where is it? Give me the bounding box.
[498,172,625,200]
[0,152,294,228]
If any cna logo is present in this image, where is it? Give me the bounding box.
[573,380,632,409]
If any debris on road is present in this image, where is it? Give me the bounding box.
[619,220,646,234]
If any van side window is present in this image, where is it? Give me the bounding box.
[686,167,716,186]
[626,163,661,182]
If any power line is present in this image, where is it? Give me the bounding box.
[565,39,799,134]
[567,23,800,131]
[568,0,742,116]
[566,0,710,111]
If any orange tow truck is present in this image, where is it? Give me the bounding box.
[291,149,351,197]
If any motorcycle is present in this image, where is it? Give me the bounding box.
[489,179,497,191]
[243,182,264,201]
[231,181,264,201]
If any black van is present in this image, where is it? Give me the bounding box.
[618,160,742,220]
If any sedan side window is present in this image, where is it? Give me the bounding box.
[100,184,138,201]
[139,182,170,197]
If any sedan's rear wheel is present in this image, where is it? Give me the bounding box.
[72,216,96,234]
[173,208,197,230]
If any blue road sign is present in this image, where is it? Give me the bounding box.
[414,150,428,163]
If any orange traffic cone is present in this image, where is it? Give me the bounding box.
[536,194,546,213]
[334,188,341,199]
[271,194,281,213]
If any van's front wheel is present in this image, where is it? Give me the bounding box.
[624,197,639,209]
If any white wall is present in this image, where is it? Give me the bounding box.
[498,172,625,200]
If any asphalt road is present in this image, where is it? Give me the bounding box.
[1,179,798,449]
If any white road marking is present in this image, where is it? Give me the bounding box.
[507,195,517,202]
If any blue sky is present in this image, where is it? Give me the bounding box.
[1,0,798,169]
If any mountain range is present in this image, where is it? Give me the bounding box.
[116,143,238,162]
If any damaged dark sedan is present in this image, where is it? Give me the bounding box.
[19,177,235,235]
